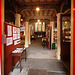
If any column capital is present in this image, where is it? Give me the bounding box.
[56,13,64,16]
[25,20,29,22]
[15,14,21,18]
[15,13,21,27]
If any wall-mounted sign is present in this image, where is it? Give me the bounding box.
[6,37,13,46]
[13,27,16,33]
[13,34,17,40]
[2,34,6,44]
[14,39,20,45]
[7,25,12,36]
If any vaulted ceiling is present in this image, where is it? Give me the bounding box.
[16,0,61,5]
[5,0,70,22]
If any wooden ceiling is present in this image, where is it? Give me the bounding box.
[16,0,61,5]
[21,9,57,18]
[5,0,70,22]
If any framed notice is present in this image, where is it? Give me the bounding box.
[13,27,17,33]
[14,40,17,45]
[6,37,13,46]
[7,25,12,36]
[14,39,20,45]
[18,28,20,34]
[18,34,20,39]
[13,34,17,40]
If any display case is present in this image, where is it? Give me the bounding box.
[46,26,52,49]
[53,28,57,48]
[62,15,71,42]
[61,14,71,70]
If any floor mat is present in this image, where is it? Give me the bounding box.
[28,68,48,75]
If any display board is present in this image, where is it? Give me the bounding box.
[4,23,20,75]
[46,26,51,49]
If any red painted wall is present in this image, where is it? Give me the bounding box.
[4,23,20,75]
[73,0,75,75]
[0,0,2,75]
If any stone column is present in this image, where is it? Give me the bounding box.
[28,24,31,45]
[25,22,29,48]
[50,21,54,49]
[1,0,4,75]
[15,14,21,27]
[56,13,61,60]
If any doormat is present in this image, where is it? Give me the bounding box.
[27,68,48,75]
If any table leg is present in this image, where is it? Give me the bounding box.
[11,56,13,71]
[20,57,21,72]
[25,50,26,61]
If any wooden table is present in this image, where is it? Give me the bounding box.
[11,48,26,72]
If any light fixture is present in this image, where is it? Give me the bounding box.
[38,19,40,22]
[39,22,41,24]
[65,21,67,24]
[36,7,40,11]
[21,19,23,21]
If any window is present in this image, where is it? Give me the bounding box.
[42,22,45,32]
[39,22,42,31]
[35,23,38,32]
[35,22,45,32]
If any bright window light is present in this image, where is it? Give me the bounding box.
[36,7,40,11]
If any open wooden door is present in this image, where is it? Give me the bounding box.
[73,0,75,75]
[0,0,2,75]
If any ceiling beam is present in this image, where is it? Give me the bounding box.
[43,10,44,16]
[26,16,55,21]
[28,10,32,16]
[23,11,28,17]
[47,10,50,16]
[51,10,57,17]
[29,0,32,2]
[16,0,21,5]
[19,5,59,13]
[44,0,47,2]
[19,2,60,5]
[22,0,25,2]
[33,10,35,16]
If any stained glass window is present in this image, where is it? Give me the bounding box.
[35,23,38,32]
[39,22,42,32]
[35,22,45,32]
[42,22,45,31]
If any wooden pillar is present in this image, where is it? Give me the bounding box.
[50,21,54,49]
[1,0,4,75]
[56,13,61,60]
[71,0,73,75]
[28,24,31,45]
[25,22,29,48]
[15,14,21,27]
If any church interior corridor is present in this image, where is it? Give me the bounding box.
[22,39,57,59]
[1,0,72,75]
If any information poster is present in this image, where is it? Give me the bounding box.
[13,27,16,33]
[6,37,13,46]
[18,34,20,39]
[14,39,20,45]
[16,28,20,34]
[7,25,12,36]
[13,34,17,40]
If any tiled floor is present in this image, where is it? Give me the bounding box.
[9,39,69,75]
[9,59,69,75]
[22,39,57,59]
